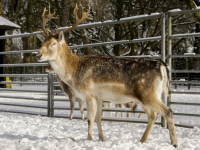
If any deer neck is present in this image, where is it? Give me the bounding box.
[50,43,79,86]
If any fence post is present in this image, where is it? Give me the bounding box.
[161,13,166,127]
[47,72,54,117]
[167,12,172,109]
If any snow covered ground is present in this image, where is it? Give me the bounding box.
[0,85,199,150]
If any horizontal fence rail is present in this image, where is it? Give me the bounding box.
[0,63,48,67]
[0,37,162,55]
[53,114,162,125]
[170,81,200,84]
[171,70,200,73]
[0,81,48,85]
[68,36,162,49]
[169,102,200,106]
[0,74,47,77]
[0,13,162,40]
[0,49,40,55]
[168,8,200,16]
[169,54,200,58]
[0,88,47,93]
[170,91,200,94]
[0,102,47,109]
[170,33,200,39]
[0,95,47,101]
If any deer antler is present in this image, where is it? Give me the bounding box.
[40,4,92,37]
[40,4,59,37]
[62,4,93,33]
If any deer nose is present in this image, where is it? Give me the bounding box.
[36,54,42,60]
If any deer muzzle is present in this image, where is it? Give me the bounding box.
[36,54,42,60]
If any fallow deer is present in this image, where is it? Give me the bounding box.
[45,65,85,120]
[46,66,138,119]
[115,103,135,118]
[46,65,138,120]
[102,102,135,117]
[36,4,177,147]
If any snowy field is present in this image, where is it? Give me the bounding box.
[0,85,199,150]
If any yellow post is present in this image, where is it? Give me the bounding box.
[6,77,12,88]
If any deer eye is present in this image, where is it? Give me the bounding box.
[51,42,57,46]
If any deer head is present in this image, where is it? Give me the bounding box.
[37,4,92,62]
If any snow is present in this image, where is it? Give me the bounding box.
[150,12,160,15]
[0,85,200,150]
[169,9,181,12]
[0,16,21,29]
[184,53,195,55]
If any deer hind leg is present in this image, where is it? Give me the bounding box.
[140,105,157,143]
[124,103,132,118]
[86,96,97,141]
[69,96,76,120]
[101,102,105,116]
[131,102,143,118]
[78,99,85,121]
[95,100,104,141]
[142,99,177,147]
[115,104,124,117]
[108,102,112,117]
[115,104,122,117]
[115,104,119,117]
[119,104,124,117]
[138,113,143,118]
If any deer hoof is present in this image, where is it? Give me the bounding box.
[99,137,104,141]
[87,135,92,141]
[173,144,178,148]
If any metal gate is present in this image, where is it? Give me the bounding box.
[167,9,200,128]
[0,8,199,128]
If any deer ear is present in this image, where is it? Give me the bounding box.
[58,31,65,45]
[37,34,45,42]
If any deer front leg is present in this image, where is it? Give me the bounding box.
[124,103,132,118]
[86,96,97,141]
[108,102,112,117]
[119,104,124,117]
[115,104,119,117]
[70,96,76,120]
[78,99,85,121]
[101,102,105,116]
[95,100,104,141]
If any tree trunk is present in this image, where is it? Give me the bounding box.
[0,1,5,17]
[6,0,14,65]
[127,23,137,55]
[22,1,35,64]
[183,0,200,21]
[61,0,70,42]
[80,29,93,55]
[114,25,121,56]
[113,0,123,56]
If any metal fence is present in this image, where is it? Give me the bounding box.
[167,9,200,128]
[0,8,199,128]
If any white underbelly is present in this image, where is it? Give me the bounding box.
[71,82,139,104]
[99,93,137,103]
[73,89,86,101]
[96,87,138,104]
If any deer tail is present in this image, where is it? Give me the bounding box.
[161,64,169,96]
